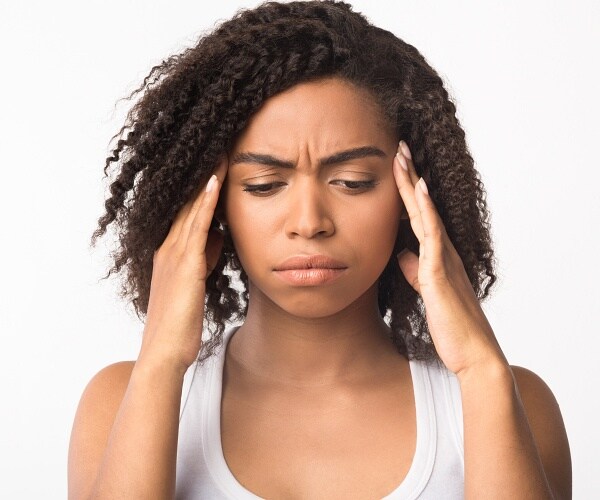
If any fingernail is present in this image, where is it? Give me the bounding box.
[418,177,428,195]
[400,140,412,159]
[206,174,217,192]
[395,152,408,171]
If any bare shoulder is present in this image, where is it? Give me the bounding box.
[510,364,572,500]
[80,360,137,393]
[68,361,137,499]
[72,361,137,420]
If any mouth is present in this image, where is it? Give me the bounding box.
[273,254,348,271]
[273,255,348,286]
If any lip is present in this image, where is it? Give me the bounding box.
[273,255,348,287]
[274,254,348,271]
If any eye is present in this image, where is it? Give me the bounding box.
[333,180,379,192]
[242,182,285,196]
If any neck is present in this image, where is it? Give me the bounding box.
[226,281,402,387]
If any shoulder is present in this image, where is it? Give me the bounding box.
[68,361,136,498]
[78,361,137,406]
[89,360,136,385]
[509,364,567,426]
[71,360,137,430]
[70,359,137,429]
[510,364,572,500]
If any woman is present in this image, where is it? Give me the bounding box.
[68,1,571,498]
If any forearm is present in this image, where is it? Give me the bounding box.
[458,362,554,499]
[88,357,186,500]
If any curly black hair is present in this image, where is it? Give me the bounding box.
[91,0,497,365]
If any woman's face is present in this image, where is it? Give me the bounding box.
[222,77,404,318]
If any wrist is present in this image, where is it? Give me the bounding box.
[134,351,190,381]
[137,330,198,378]
[456,355,514,387]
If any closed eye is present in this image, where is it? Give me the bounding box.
[242,180,378,196]
[242,182,286,195]
[333,180,378,191]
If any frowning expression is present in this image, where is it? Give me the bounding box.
[221,77,404,318]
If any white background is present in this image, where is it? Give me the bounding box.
[0,0,598,497]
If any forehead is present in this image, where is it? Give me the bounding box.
[232,77,393,150]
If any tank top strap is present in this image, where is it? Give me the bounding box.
[417,357,465,498]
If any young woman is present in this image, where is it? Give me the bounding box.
[68,1,571,498]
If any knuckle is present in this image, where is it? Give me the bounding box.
[424,268,450,287]
[425,225,444,239]
[190,217,208,236]
[180,249,196,267]
[408,212,420,223]
[153,241,182,265]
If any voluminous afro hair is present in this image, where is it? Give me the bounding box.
[91,0,497,364]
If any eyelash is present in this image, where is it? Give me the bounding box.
[242,180,378,195]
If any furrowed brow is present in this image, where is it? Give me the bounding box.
[230,145,387,169]
[230,152,294,169]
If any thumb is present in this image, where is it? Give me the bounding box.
[397,249,421,294]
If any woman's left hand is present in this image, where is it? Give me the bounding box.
[393,140,508,377]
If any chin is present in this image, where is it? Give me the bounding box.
[275,298,353,319]
[250,277,378,320]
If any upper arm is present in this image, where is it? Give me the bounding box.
[510,365,572,500]
[67,361,136,500]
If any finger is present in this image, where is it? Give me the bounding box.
[414,177,445,262]
[178,156,229,244]
[397,248,421,294]
[400,141,445,235]
[399,140,420,186]
[393,144,424,243]
[186,173,222,254]
[212,154,229,184]
[161,196,195,251]
[398,141,448,259]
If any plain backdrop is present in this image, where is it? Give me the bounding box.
[0,0,598,497]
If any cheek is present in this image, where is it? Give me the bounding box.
[224,194,245,235]
[360,186,402,248]
[223,179,402,266]
[223,191,270,269]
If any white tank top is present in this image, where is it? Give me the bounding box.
[176,325,465,499]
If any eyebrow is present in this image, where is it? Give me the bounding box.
[230,145,387,169]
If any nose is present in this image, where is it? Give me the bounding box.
[284,177,335,239]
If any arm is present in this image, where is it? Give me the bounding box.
[392,142,571,499]
[457,362,572,500]
[67,358,187,500]
[69,159,228,499]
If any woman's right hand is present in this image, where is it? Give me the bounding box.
[137,156,228,373]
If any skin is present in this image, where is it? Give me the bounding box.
[219,77,406,385]
[68,76,571,499]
